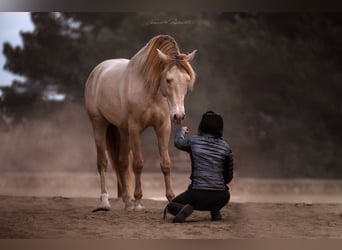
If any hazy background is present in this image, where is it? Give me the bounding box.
[1,12,342,179]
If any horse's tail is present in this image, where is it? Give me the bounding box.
[106,123,132,198]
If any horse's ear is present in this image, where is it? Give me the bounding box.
[185,50,197,62]
[157,49,173,64]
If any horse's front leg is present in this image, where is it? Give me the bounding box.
[154,123,175,201]
[128,124,145,211]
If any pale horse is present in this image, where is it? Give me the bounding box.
[84,35,197,210]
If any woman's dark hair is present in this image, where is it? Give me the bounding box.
[198,111,224,138]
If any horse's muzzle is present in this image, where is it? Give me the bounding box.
[172,113,185,124]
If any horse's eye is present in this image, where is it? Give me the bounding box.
[166,78,172,84]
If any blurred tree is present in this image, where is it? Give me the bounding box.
[1,12,342,178]
[3,12,85,100]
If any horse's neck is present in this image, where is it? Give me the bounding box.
[130,45,147,66]
[128,48,162,100]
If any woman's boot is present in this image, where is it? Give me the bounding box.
[173,204,193,223]
[164,202,193,223]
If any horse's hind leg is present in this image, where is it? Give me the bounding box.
[91,117,111,211]
[117,129,134,210]
[107,126,134,210]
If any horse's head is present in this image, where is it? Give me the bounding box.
[157,49,197,124]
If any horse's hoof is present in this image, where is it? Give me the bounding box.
[125,205,134,211]
[166,194,175,201]
[134,203,145,211]
[99,193,111,207]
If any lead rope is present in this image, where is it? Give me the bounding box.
[163,206,168,222]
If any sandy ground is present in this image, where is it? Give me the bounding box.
[1,173,342,239]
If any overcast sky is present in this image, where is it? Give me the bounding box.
[0,12,34,87]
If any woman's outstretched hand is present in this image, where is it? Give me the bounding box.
[181,126,189,133]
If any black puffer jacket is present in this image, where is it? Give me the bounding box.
[174,129,234,191]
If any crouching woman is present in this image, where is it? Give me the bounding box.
[164,111,234,223]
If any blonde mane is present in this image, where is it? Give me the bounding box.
[137,35,195,93]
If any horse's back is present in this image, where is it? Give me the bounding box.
[85,59,129,96]
[85,59,129,125]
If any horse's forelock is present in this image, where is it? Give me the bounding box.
[140,35,195,93]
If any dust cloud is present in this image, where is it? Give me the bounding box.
[0,102,189,174]
[1,102,342,202]
[0,102,96,173]
[0,102,189,197]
